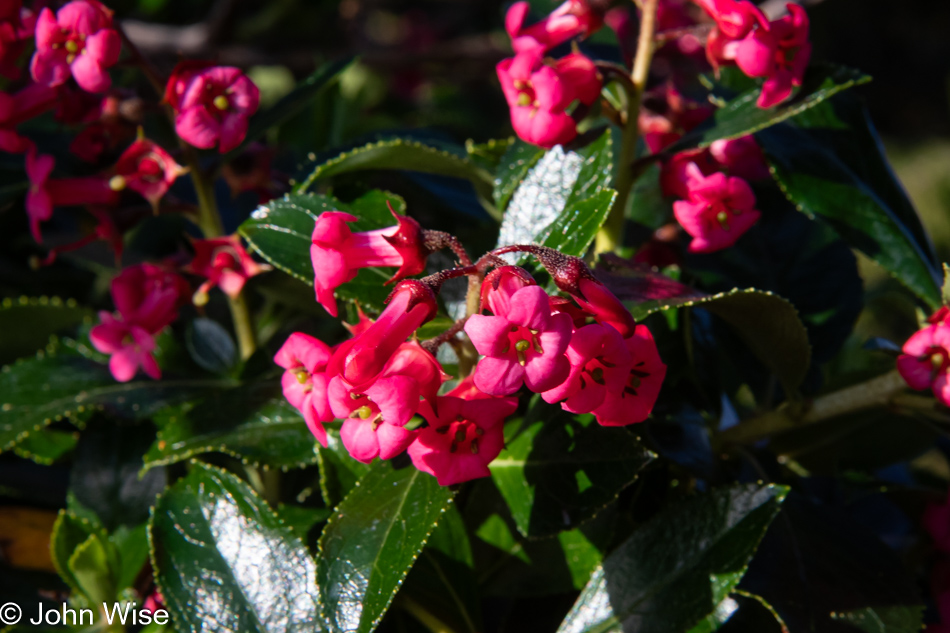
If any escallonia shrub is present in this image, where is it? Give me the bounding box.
[1,0,949,631]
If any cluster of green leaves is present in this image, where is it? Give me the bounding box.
[0,54,939,633]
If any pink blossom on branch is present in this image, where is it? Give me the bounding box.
[30,0,120,93]
[465,284,572,396]
[185,235,270,303]
[167,64,260,153]
[112,138,185,209]
[111,263,190,332]
[90,312,160,382]
[672,162,761,253]
[496,50,601,148]
[310,209,429,317]
[897,321,950,407]
[541,322,632,413]
[590,324,667,426]
[735,4,811,108]
[505,0,602,54]
[408,378,518,486]
[274,332,334,446]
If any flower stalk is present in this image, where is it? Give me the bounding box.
[595,0,659,256]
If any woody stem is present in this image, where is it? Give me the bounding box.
[594,0,659,256]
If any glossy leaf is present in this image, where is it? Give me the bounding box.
[493,139,545,211]
[557,484,788,633]
[239,190,407,312]
[50,510,110,597]
[757,95,941,307]
[598,260,812,394]
[317,460,454,633]
[0,342,234,453]
[315,427,371,508]
[12,428,77,464]
[831,606,924,633]
[295,138,494,206]
[0,296,91,365]
[668,64,870,154]
[150,462,321,633]
[144,385,319,471]
[490,412,653,537]
[497,130,613,254]
[68,533,115,605]
[232,57,355,158]
[537,189,617,258]
[467,137,512,174]
[185,317,238,375]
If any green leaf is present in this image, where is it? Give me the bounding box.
[757,94,941,307]
[831,606,924,633]
[143,386,320,471]
[71,420,166,531]
[315,427,371,508]
[490,413,653,537]
[150,462,321,633]
[600,262,812,394]
[668,64,871,154]
[295,138,494,209]
[493,139,545,212]
[317,460,454,633]
[239,190,408,312]
[230,57,355,158]
[497,130,613,253]
[0,342,234,453]
[68,533,115,606]
[276,505,331,543]
[12,428,77,464]
[50,510,108,596]
[467,137,512,174]
[185,317,238,375]
[557,485,787,633]
[0,296,91,365]
[110,523,149,593]
[537,189,618,258]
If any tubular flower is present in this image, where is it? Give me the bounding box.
[336,280,438,386]
[111,139,185,209]
[30,0,120,93]
[590,325,667,426]
[542,323,632,412]
[185,235,269,303]
[897,321,950,407]
[310,209,429,317]
[505,0,602,54]
[734,4,811,108]
[330,341,444,463]
[672,162,761,253]
[26,147,119,242]
[465,284,573,396]
[496,50,601,148]
[168,65,260,153]
[408,380,518,486]
[90,312,160,382]
[274,333,334,446]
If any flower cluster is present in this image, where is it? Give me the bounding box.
[277,212,665,487]
[697,0,811,108]
[897,308,950,407]
[496,0,603,148]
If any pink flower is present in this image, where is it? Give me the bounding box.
[112,139,184,209]
[169,65,260,153]
[111,263,190,334]
[542,323,632,412]
[90,312,160,382]
[310,209,429,317]
[897,322,950,407]
[333,280,438,386]
[672,162,761,253]
[26,147,119,242]
[736,4,811,108]
[465,284,573,396]
[30,0,120,94]
[696,0,763,39]
[274,332,334,447]
[591,325,666,426]
[0,82,59,153]
[639,83,714,154]
[708,135,770,181]
[505,0,602,54]
[408,380,518,486]
[497,50,601,148]
[330,341,444,463]
[185,235,269,302]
